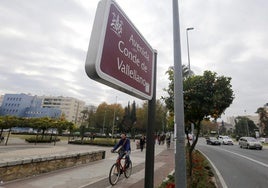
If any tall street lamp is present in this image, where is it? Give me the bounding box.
[244,110,250,136]
[112,96,117,137]
[102,109,106,134]
[186,27,194,141]
[186,27,194,76]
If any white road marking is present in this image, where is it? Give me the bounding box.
[217,147,268,168]
[199,144,268,188]
[198,150,228,188]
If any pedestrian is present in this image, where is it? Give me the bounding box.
[157,134,161,145]
[139,135,146,152]
[111,133,131,167]
[166,134,171,149]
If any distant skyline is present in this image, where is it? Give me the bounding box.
[1,0,268,121]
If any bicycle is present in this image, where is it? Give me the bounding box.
[109,151,132,185]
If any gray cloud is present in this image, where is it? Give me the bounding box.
[0,0,267,121]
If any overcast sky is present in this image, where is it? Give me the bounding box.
[1,0,267,121]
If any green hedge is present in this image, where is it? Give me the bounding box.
[25,136,60,143]
[68,138,118,147]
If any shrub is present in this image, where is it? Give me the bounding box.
[158,149,216,188]
[25,135,60,143]
[68,138,118,147]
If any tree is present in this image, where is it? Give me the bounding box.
[184,71,234,177]
[0,116,19,145]
[87,109,96,131]
[133,100,168,134]
[235,116,258,137]
[120,101,137,133]
[219,121,227,135]
[163,69,234,179]
[94,102,124,135]
[154,100,168,133]
[162,65,192,130]
[95,102,110,134]
[135,102,148,132]
[80,110,88,127]
[131,101,137,124]
[256,107,268,136]
[201,119,217,136]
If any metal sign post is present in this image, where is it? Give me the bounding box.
[85,1,157,187]
[145,51,157,188]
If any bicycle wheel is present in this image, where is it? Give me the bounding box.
[109,163,120,185]
[124,161,132,178]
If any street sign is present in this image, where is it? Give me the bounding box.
[85,0,154,100]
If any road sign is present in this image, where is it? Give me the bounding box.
[85,0,154,100]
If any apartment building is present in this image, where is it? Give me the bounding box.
[42,96,85,125]
[0,95,4,106]
[0,93,61,118]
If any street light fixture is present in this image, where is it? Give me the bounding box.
[186,27,194,76]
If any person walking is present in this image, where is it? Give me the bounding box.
[139,135,146,152]
[166,133,171,149]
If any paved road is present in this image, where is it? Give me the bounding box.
[197,138,268,188]
[0,139,173,188]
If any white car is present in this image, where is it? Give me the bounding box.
[239,137,262,150]
[258,137,266,144]
[218,135,234,145]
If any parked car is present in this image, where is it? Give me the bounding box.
[218,135,234,145]
[239,137,262,150]
[206,137,221,145]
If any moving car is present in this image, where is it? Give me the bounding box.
[206,137,221,145]
[239,137,262,150]
[218,135,234,145]
[258,137,268,144]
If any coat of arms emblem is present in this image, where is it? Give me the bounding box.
[110,12,123,37]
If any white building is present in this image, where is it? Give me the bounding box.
[42,96,85,126]
[84,104,97,113]
[226,115,259,126]
[0,95,4,106]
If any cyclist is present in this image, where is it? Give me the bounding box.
[111,133,131,168]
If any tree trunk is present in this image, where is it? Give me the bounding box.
[188,121,201,185]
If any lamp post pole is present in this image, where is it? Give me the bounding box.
[186,27,194,76]
[112,96,117,138]
[244,110,250,136]
[186,27,194,140]
[102,109,106,134]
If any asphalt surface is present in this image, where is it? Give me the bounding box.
[0,137,175,188]
[197,138,268,188]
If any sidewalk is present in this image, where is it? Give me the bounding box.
[125,146,175,188]
[0,139,175,188]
